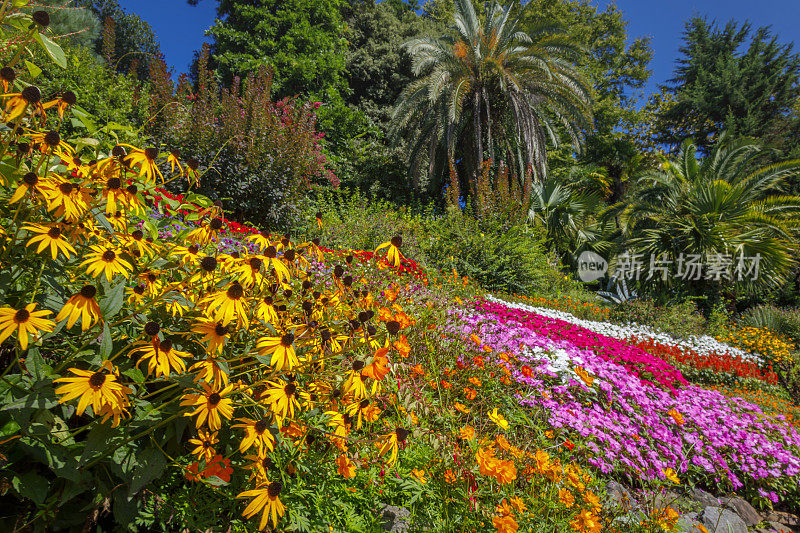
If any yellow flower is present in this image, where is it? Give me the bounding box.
[232,417,276,454]
[558,488,574,507]
[237,481,286,530]
[488,408,509,430]
[492,514,518,533]
[377,427,408,466]
[134,338,190,378]
[191,320,230,355]
[53,361,131,417]
[80,245,133,282]
[22,223,76,260]
[56,285,101,331]
[0,303,54,350]
[256,333,298,371]
[122,145,163,184]
[202,282,250,328]
[459,425,476,441]
[663,467,680,484]
[411,468,426,484]
[188,429,219,463]
[375,236,403,267]
[180,382,235,431]
[262,379,301,421]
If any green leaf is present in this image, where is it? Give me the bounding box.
[128,447,165,496]
[14,471,50,505]
[113,494,139,529]
[99,279,125,319]
[26,348,45,380]
[99,321,112,359]
[204,475,228,487]
[34,32,66,68]
[80,422,114,465]
[122,367,144,385]
[24,60,41,79]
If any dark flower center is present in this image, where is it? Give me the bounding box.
[391,236,402,248]
[280,333,294,347]
[312,238,320,246]
[263,296,273,305]
[203,440,211,448]
[227,283,244,300]
[159,339,172,352]
[102,250,116,262]
[200,256,217,272]
[214,324,228,337]
[44,131,60,147]
[359,398,370,409]
[133,285,145,295]
[126,184,138,195]
[209,218,223,230]
[265,246,277,258]
[188,245,199,254]
[106,177,121,190]
[89,372,106,388]
[144,147,158,160]
[187,157,199,170]
[131,229,143,240]
[267,481,282,498]
[262,456,275,470]
[58,182,73,195]
[47,227,61,239]
[80,285,97,299]
[333,265,344,278]
[351,360,365,371]
[32,11,50,28]
[111,145,126,158]
[0,67,15,83]
[207,393,221,406]
[386,321,401,335]
[21,85,41,104]
[284,249,295,262]
[284,383,297,396]
[144,321,160,336]
[23,172,37,186]
[147,273,157,283]
[14,308,30,323]
[249,257,263,270]
[395,427,409,442]
[61,90,76,105]
[315,211,322,219]
[254,419,270,434]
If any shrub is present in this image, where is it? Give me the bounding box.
[610,299,706,338]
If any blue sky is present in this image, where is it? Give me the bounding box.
[119,0,800,100]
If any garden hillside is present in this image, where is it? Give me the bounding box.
[1,1,800,533]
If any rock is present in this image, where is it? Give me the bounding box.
[606,481,636,511]
[767,521,797,533]
[677,511,702,532]
[720,496,761,526]
[765,512,800,530]
[688,487,719,508]
[697,506,748,533]
[380,505,411,533]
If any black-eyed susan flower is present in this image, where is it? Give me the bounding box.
[101,176,126,215]
[53,361,131,417]
[202,282,249,328]
[256,333,298,371]
[43,180,88,221]
[180,382,235,431]
[377,427,408,466]
[237,481,286,531]
[186,217,224,245]
[263,246,290,283]
[135,338,190,378]
[375,236,403,267]
[246,229,273,252]
[9,171,51,204]
[190,357,230,387]
[122,145,163,184]
[191,320,230,355]
[41,90,76,119]
[119,229,158,258]
[0,66,15,92]
[56,285,101,331]
[232,417,276,454]
[2,85,44,123]
[262,379,301,421]
[80,245,133,282]
[167,149,182,174]
[255,296,279,325]
[235,256,266,288]
[22,223,76,260]
[0,303,54,350]
[188,429,219,463]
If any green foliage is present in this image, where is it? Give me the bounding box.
[618,136,800,306]
[655,17,800,155]
[208,0,349,100]
[37,0,100,50]
[610,299,706,339]
[739,304,800,345]
[392,0,593,206]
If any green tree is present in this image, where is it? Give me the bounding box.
[392,0,593,212]
[655,17,800,155]
[619,135,800,306]
[207,0,349,101]
[528,178,600,259]
[38,0,100,50]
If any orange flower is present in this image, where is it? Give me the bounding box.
[336,454,356,479]
[469,376,482,387]
[393,335,410,358]
[667,408,685,426]
[464,387,477,400]
[459,426,475,441]
[363,348,390,381]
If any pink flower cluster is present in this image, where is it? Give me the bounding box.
[456,298,800,502]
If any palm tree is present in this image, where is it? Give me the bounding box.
[391,0,593,212]
[528,178,600,259]
[617,136,800,302]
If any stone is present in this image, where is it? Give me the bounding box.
[605,481,637,511]
[677,511,702,532]
[765,512,800,530]
[720,496,761,526]
[689,487,719,508]
[380,505,411,532]
[768,521,797,533]
[698,506,748,533]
